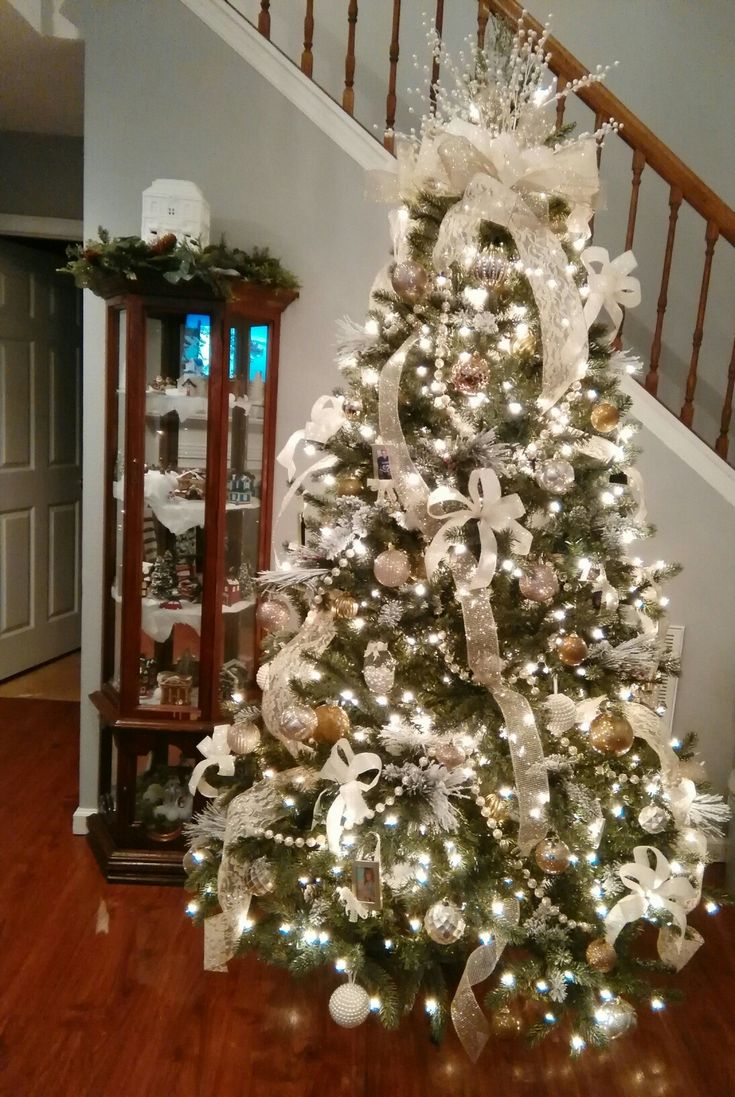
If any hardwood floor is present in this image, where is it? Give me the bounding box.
[1,697,734,1097]
[0,651,81,701]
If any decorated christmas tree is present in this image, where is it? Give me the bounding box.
[185,20,728,1056]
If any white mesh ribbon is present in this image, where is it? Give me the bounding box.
[188,725,235,798]
[581,246,641,336]
[425,468,531,589]
[314,738,382,854]
[450,897,520,1061]
[378,336,549,864]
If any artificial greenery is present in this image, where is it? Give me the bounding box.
[60,228,300,298]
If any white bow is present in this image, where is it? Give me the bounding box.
[276,395,346,482]
[425,468,531,589]
[336,885,370,923]
[581,246,642,335]
[315,739,382,854]
[189,724,236,798]
[605,845,700,945]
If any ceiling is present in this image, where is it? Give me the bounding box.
[0,0,83,136]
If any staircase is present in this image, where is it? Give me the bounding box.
[187,0,735,467]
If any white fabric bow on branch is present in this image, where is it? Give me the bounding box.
[581,246,641,336]
[277,395,346,482]
[189,725,236,798]
[425,468,531,589]
[336,885,370,923]
[315,739,382,854]
[605,845,700,945]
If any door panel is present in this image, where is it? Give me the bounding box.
[0,240,81,679]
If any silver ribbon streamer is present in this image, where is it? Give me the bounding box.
[450,897,520,1061]
[378,336,549,857]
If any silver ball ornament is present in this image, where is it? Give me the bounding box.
[474,247,510,288]
[373,548,411,587]
[227,720,260,755]
[391,260,429,305]
[434,742,467,769]
[424,900,466,944]
[328,983,371,1028]
[638,804,669,833]
[244,856,275,896]
[256,600,291,633]
[594,998,637,1040]
[536,459,575,495]
[279,703,318,741]
[519,563,559,602]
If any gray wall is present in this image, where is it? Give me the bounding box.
[0,131,83,219]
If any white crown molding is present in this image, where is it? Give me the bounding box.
[179,0,392,174]
[0,213,83,240]
[621,374,735,508]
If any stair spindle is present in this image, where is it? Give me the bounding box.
[343,0,359,115]
[477,3,489,51]
[429,0,445,116]
[384,0,402,152]
[646,186,682,395]
[301,1,315,78]
[614,149,647,346]
[680,219,719,428]
[258,0,270,39]
[554,76,567,131]
[588,108,606,240]
[715,334,735,459]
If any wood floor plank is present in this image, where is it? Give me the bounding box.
[0,697,733,1096]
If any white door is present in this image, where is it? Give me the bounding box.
[0,239,82,679]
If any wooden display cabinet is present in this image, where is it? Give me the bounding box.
[87,279,296,883]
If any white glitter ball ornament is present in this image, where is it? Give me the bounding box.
[256,663,270,691]
[542,693,577,734]
[536,458,575,495]
[638,804,669,833]
[328,983,371,1028]
[373,548,411,587]
[424,900,466,944]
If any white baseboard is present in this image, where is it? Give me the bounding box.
[72,806,96,835]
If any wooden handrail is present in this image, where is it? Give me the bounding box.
[484,0,735,247]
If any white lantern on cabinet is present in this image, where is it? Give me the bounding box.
[141,179,210,247]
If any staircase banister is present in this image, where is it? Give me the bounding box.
[485,0,735,247]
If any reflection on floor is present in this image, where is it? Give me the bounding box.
[0,651,81,702]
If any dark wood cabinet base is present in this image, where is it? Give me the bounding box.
[86,811,186,886]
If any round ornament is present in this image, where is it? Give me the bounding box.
[314,704,350,743]
[542,693,577,734]
[182,848,200,873]
[363,662,395,694]
[557,634,588,666]
[424,900,466,945]
[586,937,617,973]
[245,856,275,896]
[374,548,411,587]
[536,459,575,495]
[490,1006,521,1037]
[343,396,363,421]
[638,804,669,833]
[594,998,637,1040]
[256,599,291,634]
[227,720,261,755]
[483,792,510,820]
[433,741,466,770]
[332,592,359,619]
[391,260,429,306]
[474,247,510,289]
[279,703,318,742]
[534,837,571,875]
[336,475,363,497]
[519,563,559,603]
[590,402,620,433]
[256,663,270,691]
[589,712,634,756]
[328,983,371,1028]
[450,353,490,395]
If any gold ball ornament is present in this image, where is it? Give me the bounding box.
[343,396,363,421]
[474,247,510,289]
[589,712,635,756]
[590,402,620,433]
[374,547,411,587]
[482,792,510,820]
[336,475,363,497]
[391,260,429,306]
[557,633,588,666]
[227,720,261,755]
[519,563,559,603]
[534,837,572,874]
[331,592,359,619]
[314,704,351,743]
[586,937,617,973]
[490,1006,522,1038]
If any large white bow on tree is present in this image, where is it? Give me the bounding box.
[277,395,346,482]
[316,739,382,854]
[604,845,700,945]
[188,725,236,798]
[425,468,531,589]
[581,246,642,335]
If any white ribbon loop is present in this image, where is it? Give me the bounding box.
[581,246,641,335]
[425,468,531,589]
[189,724,235,798]
[605,845,700,946]
[316,739,382,854]
[276,395,346,482]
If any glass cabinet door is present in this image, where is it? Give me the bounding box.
[109,308,127,691]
